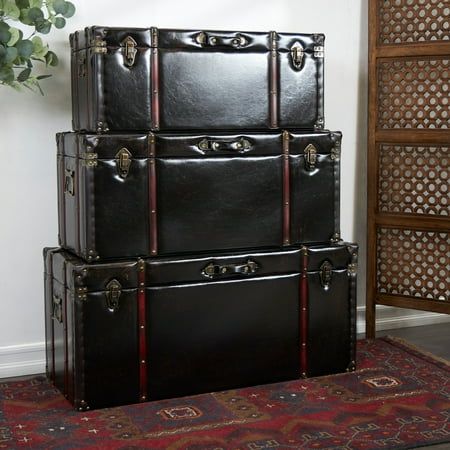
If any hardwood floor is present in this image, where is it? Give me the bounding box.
[358,322,450,361]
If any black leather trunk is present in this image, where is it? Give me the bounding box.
[70,27,324,132]
[44,243,357,411]
[57,130,341,262]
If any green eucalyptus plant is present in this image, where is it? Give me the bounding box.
[0,0,75,94]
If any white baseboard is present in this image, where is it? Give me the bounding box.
[2,308,450,379]
[0,342,46,379]
[356,305,450,334]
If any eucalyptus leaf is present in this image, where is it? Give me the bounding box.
[54,16,65,28]
[3,2,20,20]
[36,74,51,79]
[35,18,51,34]
[62,1,74,18]
[52,0,67,14]
[31,35,43,50]
[0,65,14,82]
[4,44,17,62]
[6,26,20,45]
[29,0,43,8]
[15,0,30,9]
[27,6,44,21]
[30,55,45,62]
[17,67,31,81]
[45,49,57,66]
[16,38,33,57]
[19,8,33,25]
[0,27,11,43]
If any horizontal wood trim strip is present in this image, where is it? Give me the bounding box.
[376,42,450,58]
[375,129,450,144]
[375,214,450,231]
[377,294,450,315]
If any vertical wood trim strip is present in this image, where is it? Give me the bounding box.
[58,136,67,248]
[149,134,158,256]
[366,0,379,338]
[75,136,82,257]
[63,260,69,398]
[49,251,56,383]
[151,28,160,130]
[269,31,278,129]
[138,259,147,402]
[300,246,308,377]
[282,131,291,245]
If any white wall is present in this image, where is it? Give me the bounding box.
[0,0,445,377]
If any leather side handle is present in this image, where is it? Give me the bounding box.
[202,260,259,279]
[197,137,252,153]
[195,32,248,48]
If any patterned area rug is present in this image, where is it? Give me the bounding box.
[1,337,449,449]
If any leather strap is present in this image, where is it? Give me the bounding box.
[269,31,278,128]
[149,134,158,256]
[300,247,308,377]
[137,259,147,402]
[282,131,291,245]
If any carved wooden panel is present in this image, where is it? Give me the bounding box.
[377,227,450,301]
[377,57,450,129]
[367,0,450,337]
[378,144,449,216]
[378,0,450,45]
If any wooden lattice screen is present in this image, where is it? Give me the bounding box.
[366,0,450,338]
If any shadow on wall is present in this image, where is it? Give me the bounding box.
[354,0,369,309]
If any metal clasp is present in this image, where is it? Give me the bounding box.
[52,296,63,323]
[290,41,304,70]
[64,168,75,196]
[105,279,121,312]
[320,260,333,291]
[115,147,132,179]
[304,143,318,171]
[121,36,137,67]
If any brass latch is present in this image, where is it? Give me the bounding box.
[52,296,63,323]
[115,147,132,179]
[290,41,304,70]
[320,260,333,291]
[105,279,121,312]
[121,36,137,67]
[304,143,318,171]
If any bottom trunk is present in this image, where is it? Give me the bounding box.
[44,243,357,410]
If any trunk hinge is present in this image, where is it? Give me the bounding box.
[348,263,357,277]
[81,152,98,168]
[331,139,341,161]
[91,38,107,54]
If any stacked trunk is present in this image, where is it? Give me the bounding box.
[44,27,358,411]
